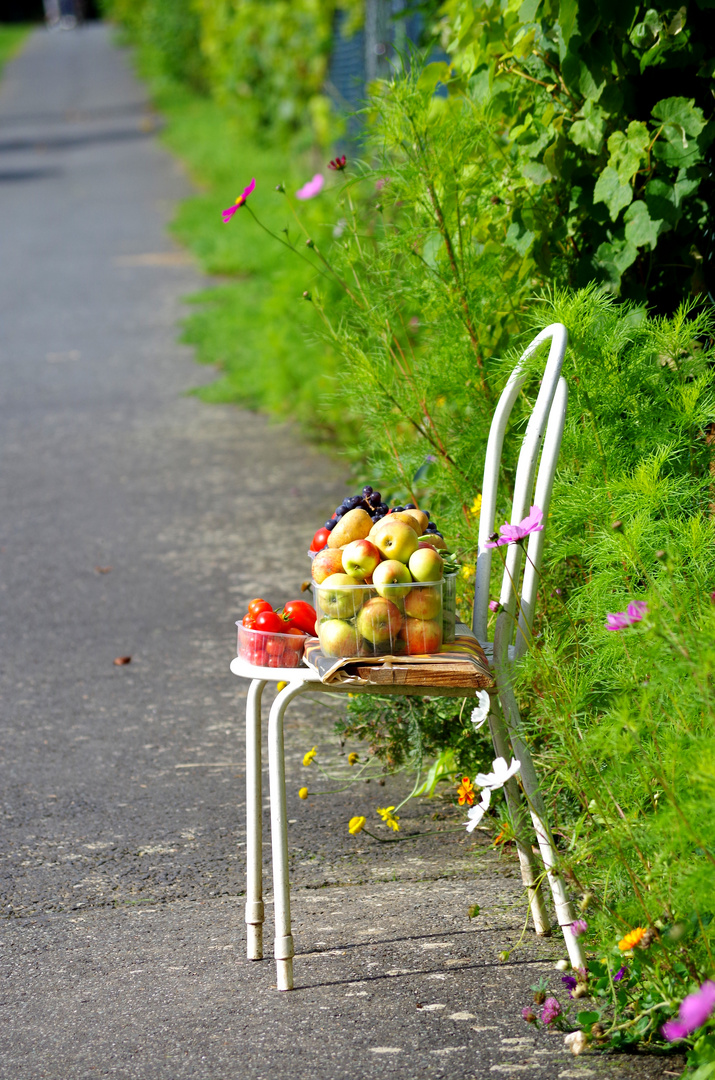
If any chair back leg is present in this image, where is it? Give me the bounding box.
[488,700,551,936]
[245,679,267,960]
[495,673,586,969]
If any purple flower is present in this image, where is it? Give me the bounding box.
[614,966,627,982]
[328,155,346,171]
[605,599,649,632]
[489,600,499,612]
[570,919,588,938]
[562,974,578,996]
[522,1006,537,1024]
[222,178,256,222]
[425,454,437,463]
[541,997,562,1025]
[485,506,544,549]
[296,173,325,200]
[663,981,715,1042]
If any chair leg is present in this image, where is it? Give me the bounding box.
[267,680,310,991]
[488,701,551,936]
[245,679,266,960]
[497,680,586,969]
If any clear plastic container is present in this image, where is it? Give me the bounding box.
[442,572,457,643]
[236,624,308,668]
[313,579,443,659]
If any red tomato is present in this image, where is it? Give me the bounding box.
[310,527,330,552]
[248,598,273,617]
[281,600,316,636]
[254,610,285,634]
[286,627,306,650]
[242,613,258,629]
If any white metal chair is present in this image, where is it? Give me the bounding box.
[230,322,586,990]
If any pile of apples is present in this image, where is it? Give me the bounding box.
[311,504,445,658]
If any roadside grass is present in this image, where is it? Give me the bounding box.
[136,72,348,443]
[0,23,33,76]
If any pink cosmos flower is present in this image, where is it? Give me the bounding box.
[663,981,715,1041]
[605,600,649,632]
[222,178,256,222]
[296,173,325,200]
[485,506,544,549]
[488,600,499,612]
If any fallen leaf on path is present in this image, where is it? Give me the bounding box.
[95,566,113,574]
[113,656,132,666]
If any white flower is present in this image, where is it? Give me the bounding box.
[465,788,491,832]
[474,756,521,790]
[555,959,570,972]
[470,690,491,730]
[564,1030,588,1056]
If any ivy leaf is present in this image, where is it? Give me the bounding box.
[596,236,638,279]
[570,100,607,155]
[559,0,578,47]
[417,62,453,94]
[607,121,649,182]
[624,200,665,249]
[593,166,633,220]
[543,136,565,178]
[523,161,551,185]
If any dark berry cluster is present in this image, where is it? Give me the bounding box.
[324,486,443,537]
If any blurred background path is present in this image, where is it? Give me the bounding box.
[0,25,677,1079]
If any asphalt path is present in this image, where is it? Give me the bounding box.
[0,24,681,1080]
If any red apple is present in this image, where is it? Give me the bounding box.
[404,585,441,621]
[356,597,403,646]
[342,538,381,580]
[402,617,442,654]
[311,547,345,584]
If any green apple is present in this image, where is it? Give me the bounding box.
[418,532,448,551]
[408,546,444,582]
[356,597,403,646]
[404,585,441,621]
[372,519,419,564]
[319,619,359,657]
[317,573,365,619]
[372,558,413,599]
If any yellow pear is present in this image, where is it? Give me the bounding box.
[327,507,373,548]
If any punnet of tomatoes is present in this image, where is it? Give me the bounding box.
[236,597,317,668]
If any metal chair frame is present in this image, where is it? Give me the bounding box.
[230,322,586,990]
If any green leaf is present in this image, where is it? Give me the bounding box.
[577,1010,600,1028]
[652,96,707,138]
[596,237,638,277]
[559,0,578,46]
[467,903,481,919]
[543,136,565,178]
[417,62,453,94]
[607,120,649,181]
[518,0,541,19]
[624,199,664,249]
[570,100,607,155]
[523,161,551,185]
[506,219,535,256]
[593,166,633,220]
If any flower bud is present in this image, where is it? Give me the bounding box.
[306,238,315,248]
[275,182,286,193]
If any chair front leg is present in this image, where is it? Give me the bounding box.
[496,678,586,970]
[488,700,551,937]
[267,680,310,991]
[245,679,267,960]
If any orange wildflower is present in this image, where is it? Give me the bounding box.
[457,777,475,806]
[618,926,647,952]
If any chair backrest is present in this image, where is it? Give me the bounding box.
[472,323,568,660]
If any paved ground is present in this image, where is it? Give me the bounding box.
[0,24,683,1080]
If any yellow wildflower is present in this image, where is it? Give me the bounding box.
[377,806,400,832]
[457,776,475,806]
[348,815,365,835]
[461,563,475,581]
[618,927,647,952]
[468,494,482,520]
[298,787,308,800]
[303,747,317,767]
[348,752,359,765]
[436,395,446,407]
[276,681,288,692]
